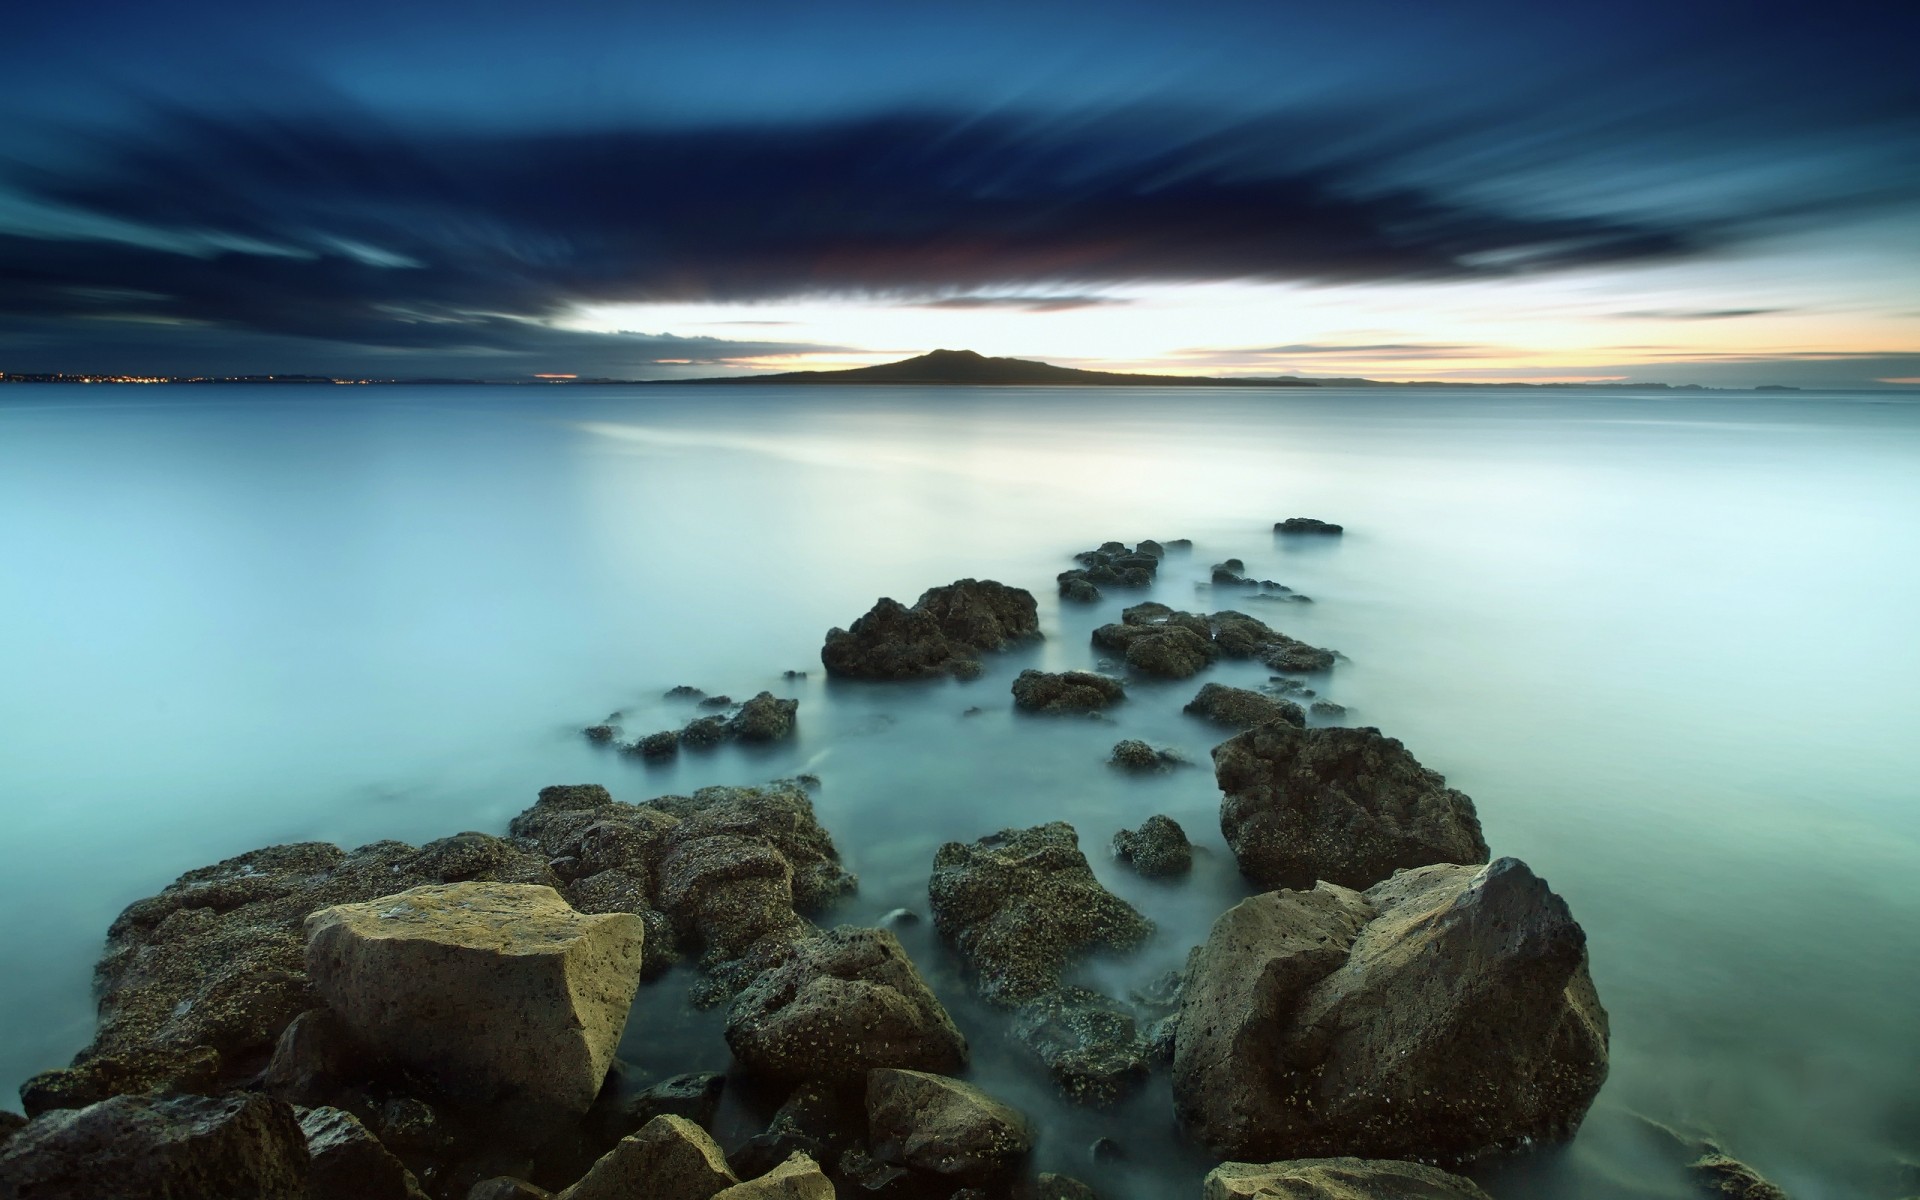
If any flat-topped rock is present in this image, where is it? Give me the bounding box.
[305,882,645,1121]
[1214,723,1488,890]
[1184,682,1305,730]
[1011,669,1126,713]
[1205,1157,1489,1199]
[1274,518,1344,535]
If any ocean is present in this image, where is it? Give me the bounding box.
[1,382,1915,1197]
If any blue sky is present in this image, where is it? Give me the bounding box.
[2,0,1916,385]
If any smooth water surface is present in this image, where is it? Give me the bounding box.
[2,383,1916,1197]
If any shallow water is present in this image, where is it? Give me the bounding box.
[1,383,1916,1197]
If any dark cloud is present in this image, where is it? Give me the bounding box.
[1173,342,1496,361]
[1610,309,1789,320]
[908,295,1129,313]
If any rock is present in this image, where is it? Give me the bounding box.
[929,823,1152,1005]
[836,1146,912,1196]
[715,1152,836,1199]
[699,695,736,709]
[682,715,731,748]
[1203,1158,1489,1199]
[583,724,619,744]
[1174,860,1608,1163]
[556,1115,738,1200]
[1211,567,1245,585]
[468,1179,552,1200]
[1275,518,1344,535]
[1057,572,1102,604]
[866,1069,1031,1185]
[783,670,809,680]
[1691,1153,1791,1200]
[726,926,967,1083]
[1124,626,1216,678]
[1183,682,1305,731]
[1111,815,1192,877]
[1213,723,1488,890]
[1308,699,1347,719]
[25,832,558,1113]
[1038,1174,1098,1200]
[0,1111,22,1148]
[822,580,1039,681]
[587,1073,726,1144]
[0,1091,310,1200]
[261,1007,356,1109]
[636,730,681,759]
[1136,539,1165,558]
[1011,670,1125,713]
[666,686,706,699]
[301,1105,426,1200]
[1107,739,1182,772]
[1011,986,1150,1107]
[305,882,645,1122]
[508,782,855,1001]
[374,1096,453,1155]
[1209,611,1337,672]
[729,692,800,742]
[1089,1136,1123,1163]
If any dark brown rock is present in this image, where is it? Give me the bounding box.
[728,692,799,742]
[301,1105,426,1200]
[1274,518,1344,535]
[0,1091,310,1200]
[1214,722,1488,890]
[1184,682,1305,731]
[865,1069,1031,1185]
[1010,670,1125,713]
[1111,815,1192,877]
[1204,1157,1488,1199]
[822,580,1039,680]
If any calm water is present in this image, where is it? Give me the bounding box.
[1,383,1916,1197]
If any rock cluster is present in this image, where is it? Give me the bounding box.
[1213,723,1488,890]
[1010,669,1126,713]
[603,692,800,760]
[1112,815,1193,877]
[1057,539,1169,602]
[1184,682,1305,730]
[1108,739,1184,771]
[508,782,856,999]
[1173,860,1609,1164]
[929,824,1156,1105]
[821,579,1039,680]
[1208,560,1309,602]
[1095,604,1333,678]
[1203,1157,1490,1199]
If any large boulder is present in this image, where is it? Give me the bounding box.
[305,882,645,1122]
[929,824,1152,1005]
[822,580,1038,680]
[300,1105,427,1200]
[1213,723,1488,890]
[714,1152,835,1199]
[726,926,967,1083]
[866,1069,1031,1185]
[1184,683,1305,731]
[1204,1158,1489,1200]
[1174,859,1608,1164]
[0,1091,310,1199]
[1011,670,1125,713]
[23,833,558,1114]
[556,1115,737,1200]
[507,782,855,1002]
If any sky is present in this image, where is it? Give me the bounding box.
[1,0,1916,387]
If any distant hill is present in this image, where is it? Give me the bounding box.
[691,348,1321,387]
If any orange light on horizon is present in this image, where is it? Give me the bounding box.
[533,372,577,379]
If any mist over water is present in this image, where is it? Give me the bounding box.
[2,383,1916,1197]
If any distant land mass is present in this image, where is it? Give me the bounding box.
[0,351,1824,390]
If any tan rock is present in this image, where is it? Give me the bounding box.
[305,882,644,1120]
[715,1151,837,1199]
[1204,1158,1492,1199]
[557,1115,737,1200]
[866,1068,1030,1184]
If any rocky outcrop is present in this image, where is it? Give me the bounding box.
[508,782,855,1002]
[1173,860,1608,1164]
[1094,605,1333,678]
[305,882,645,1122]
[1108,739,1183,772]
[726,926,967,1083]
[556,1115,737,1200]
[300,1105,427,1200]
[1213,723,1488,890]
[1691,1153,1792,1200]
[1011,670,1126,713]
[619,692,801,759]
[1210,611,1337,672]
[1057,541,1166,600]
[1112,815,1192,877]
[929,824,1152,1005]
[866,1069,1031,1185]
[1203,1158,1490,1200]
[0,1091,311,1199]
[1275,518,1343,535]
[1184,683,1305,731]
[822,580,1038,680]
[22,832,559,1115]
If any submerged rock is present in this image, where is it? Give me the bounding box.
[1184,682,1306,731]
[726,926,967,1083]
[556,1115,737,1200]
[1011,669,1126,713]
[1275,518,1344,535]
[866,1069,1031,1185]
[0,1091,310,1200]
[1112,815,1193,878]
[305,881,645,1122]
[1308,699,1347,720]
[1058,574,1102,603]
[1214,723,1488,890]
[24,832,558,1114]
[1174,860,1608,1164]
[1108,739,1183,772]
[1210,611,1337,672]
[1691,1153,1792,1200]
[508,782,855,1000]
[929,823,1152,1005]
[1011,986,1152,1107]
[822,579,1039,681]
[1203,1158,1489,1200]
[728,692,800,742]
